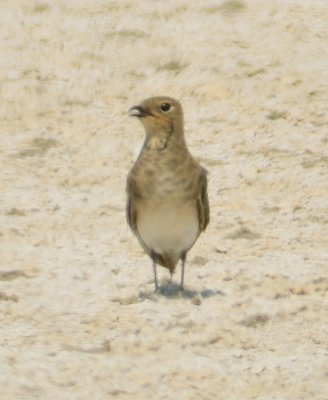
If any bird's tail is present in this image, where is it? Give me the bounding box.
[154,253,179,275]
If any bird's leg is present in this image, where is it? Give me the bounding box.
[180,252,186,290]
[151,251,158,291]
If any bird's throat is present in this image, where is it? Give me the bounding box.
[145,125,173,151]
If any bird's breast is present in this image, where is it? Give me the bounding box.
[136,200,199,257]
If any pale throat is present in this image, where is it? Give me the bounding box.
[145,127,173,151]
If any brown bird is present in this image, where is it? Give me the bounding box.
[126,96,209,290]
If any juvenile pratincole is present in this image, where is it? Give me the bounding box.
[126,96,209,290]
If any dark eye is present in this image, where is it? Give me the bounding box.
[159,102,171,112]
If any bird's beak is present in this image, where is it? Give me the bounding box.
[129,105,149,118]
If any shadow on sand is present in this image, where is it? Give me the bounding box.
[139,281,225,301]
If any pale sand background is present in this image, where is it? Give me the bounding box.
[1,0,327,399]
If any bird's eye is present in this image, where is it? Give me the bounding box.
[159,102,171,112]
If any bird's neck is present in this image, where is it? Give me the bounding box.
[144,124,186,152]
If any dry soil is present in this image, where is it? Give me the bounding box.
[1,1,328,399]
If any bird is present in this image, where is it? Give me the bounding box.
[126,96,209,290]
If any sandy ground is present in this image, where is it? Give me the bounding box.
[1,0,328,399]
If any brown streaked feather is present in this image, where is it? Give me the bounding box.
[197,168,210,232]
[126,176,138,233]
[126,194,137,233]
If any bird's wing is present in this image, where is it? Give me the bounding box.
[126,173,154,258]
[197,168,210,231]
[126,175,138,233]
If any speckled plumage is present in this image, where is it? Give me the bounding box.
[126,96,209,289]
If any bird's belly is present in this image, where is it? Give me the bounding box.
[137,201,199,256]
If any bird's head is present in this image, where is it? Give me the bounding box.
[129,96,184,150]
